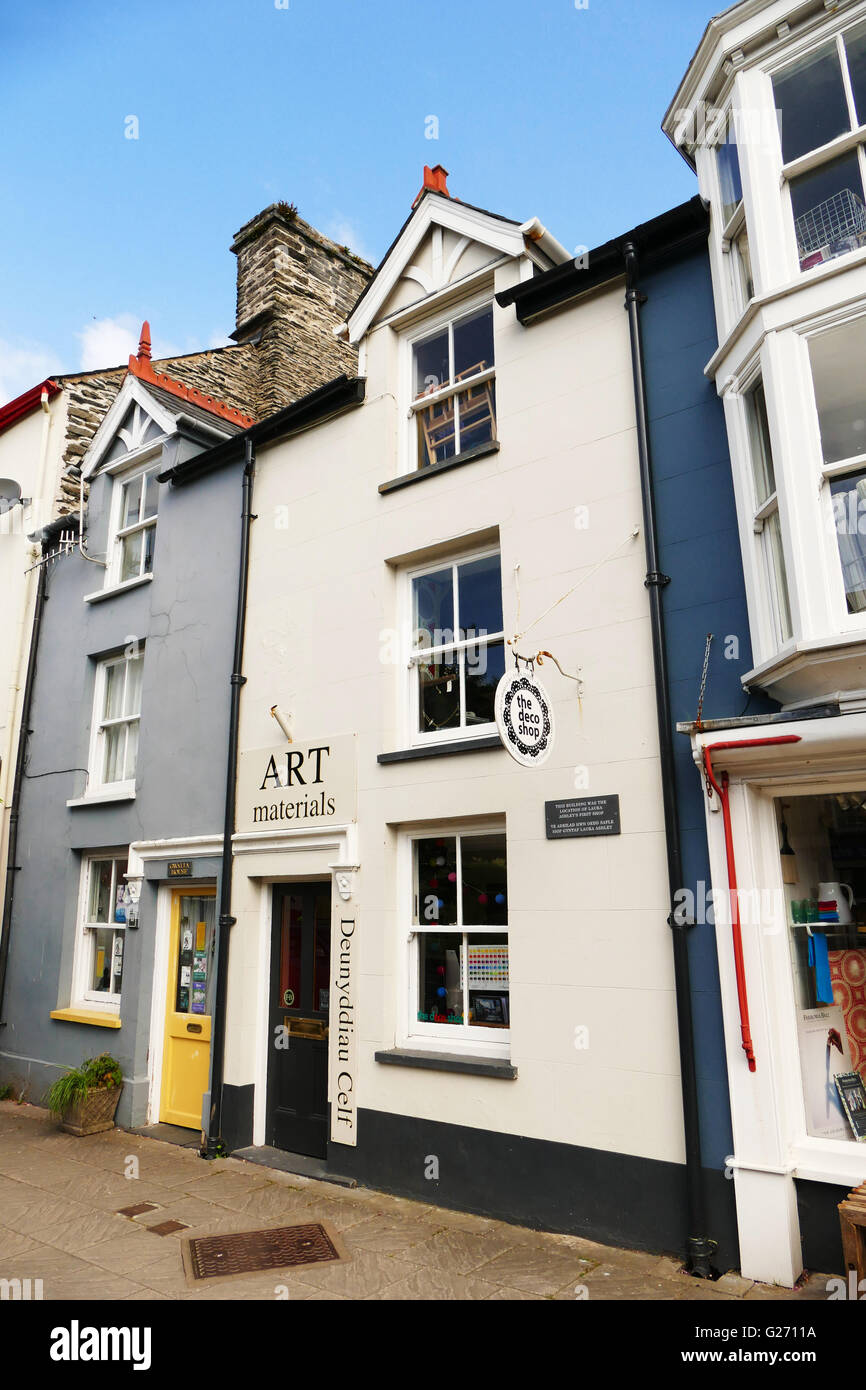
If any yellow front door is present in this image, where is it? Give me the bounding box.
[159,889,216,1129]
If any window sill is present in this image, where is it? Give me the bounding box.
[378,734,502,764]
[375,1048,516,1079]
[67,788,136,808]
[84,573,153,604]
[50,1007,122,1029]
[378,440,500,495]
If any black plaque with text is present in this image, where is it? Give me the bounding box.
[545,795,621,840]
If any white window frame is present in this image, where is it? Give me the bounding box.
[71,852,131,1011]
[403,293,496,474]
[104,446,162,591]
[87,649,144,797]
[793,310,866,635]
[402,544,504,747]
[770,17,866,282]
[744,374,793,649]
[401,823,510,1055]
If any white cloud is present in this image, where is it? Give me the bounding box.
[324,216,373,264]
[0,337,58,408]
[76,314,191,370]
[77,313,142,370]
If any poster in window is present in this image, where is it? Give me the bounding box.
[797,1005,856,1140]
[834,1071,866,1140]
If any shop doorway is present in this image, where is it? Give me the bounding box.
[267,883,331,1159]
[159,888,217,1129]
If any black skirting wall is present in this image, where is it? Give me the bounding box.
[221,1083,255,1153]
[332,1107,740,1271]
[796,1179,847,1276]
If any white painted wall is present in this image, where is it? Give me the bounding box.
[228,245,685,1166]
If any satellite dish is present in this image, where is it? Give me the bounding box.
[0,478,21,514]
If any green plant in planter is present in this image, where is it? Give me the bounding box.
[45,1053,123,1115]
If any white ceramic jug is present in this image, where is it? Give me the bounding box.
[819,882,855,925]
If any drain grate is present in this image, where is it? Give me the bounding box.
[117,1202,159,1218]
[184,1223,343,1281]
[146,1219,189,1236]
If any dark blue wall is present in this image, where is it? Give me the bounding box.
[641,245,778,1177]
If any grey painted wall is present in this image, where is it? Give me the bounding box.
[0,419,241,1125]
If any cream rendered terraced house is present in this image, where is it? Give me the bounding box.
[208,169,707,1248]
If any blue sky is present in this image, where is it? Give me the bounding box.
[0,0,714,404]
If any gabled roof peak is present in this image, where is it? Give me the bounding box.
[412,164,451,209]
[127,320,254,428]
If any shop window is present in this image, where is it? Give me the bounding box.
[108,462,160,586]
[408,548,504,741]
[776,794,866,1143]
[74,854,131,1008]
[772,28,866,273]
[746,381,792,643]
[410,304,496,469]
[89,649,144,793]
[411,830,509,1042]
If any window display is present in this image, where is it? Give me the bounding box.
[413,830,508,1034]
[777,793,866,1142]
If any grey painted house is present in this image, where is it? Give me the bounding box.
[0,208,370,1130]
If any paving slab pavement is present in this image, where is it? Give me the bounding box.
[0,1101,838,1302]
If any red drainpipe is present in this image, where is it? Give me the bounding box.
[701,736,802,1073]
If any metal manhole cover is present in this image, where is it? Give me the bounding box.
[182,1222,346,1282]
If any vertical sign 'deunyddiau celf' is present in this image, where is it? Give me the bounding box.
[331,911,357,1146]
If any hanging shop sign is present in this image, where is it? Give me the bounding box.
[494,670,555,767]
[545,795,621,840]
[236,734,357,834]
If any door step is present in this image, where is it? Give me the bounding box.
[127,1122,202,1149]
[232,1144,356,1188]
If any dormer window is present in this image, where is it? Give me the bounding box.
[113,463,160,584]
[773,24,866,272]
[410,303,496,469]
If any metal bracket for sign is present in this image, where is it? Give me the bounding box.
[507,642,584,699]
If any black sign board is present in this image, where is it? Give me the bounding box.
[545,795,621,840]
[168,861,192,878]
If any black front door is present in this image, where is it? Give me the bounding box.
[267,884,331,1158]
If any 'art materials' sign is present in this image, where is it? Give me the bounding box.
[494,670,555,767]
[545,795,621,839]
[236,735,357,834]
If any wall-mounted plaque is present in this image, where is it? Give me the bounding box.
[545,795,621,840]
[168,861,192,878]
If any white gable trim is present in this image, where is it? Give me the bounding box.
[83,376,178,480]
[346,194,532,345]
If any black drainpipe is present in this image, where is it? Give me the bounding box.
[0,558,49,1025]
[204,436,255,1158]
[623,240,717,1279]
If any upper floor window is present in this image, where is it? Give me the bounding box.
[410,304,496,469]
[773,26,866,272]
[747,380,792,644]
[109,463,160,586]
[809,317,866,614]
[89,649,144,794]
[408,548,504,741]
[716,116,754,311]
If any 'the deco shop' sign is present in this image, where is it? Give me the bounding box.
[494,670,555,767]
[236,735,357,834]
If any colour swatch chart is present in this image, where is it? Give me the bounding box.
[463,944,509,988]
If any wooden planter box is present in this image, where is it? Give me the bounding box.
[59,1084,122,1136]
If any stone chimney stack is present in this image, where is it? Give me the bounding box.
[231,204,373,417]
